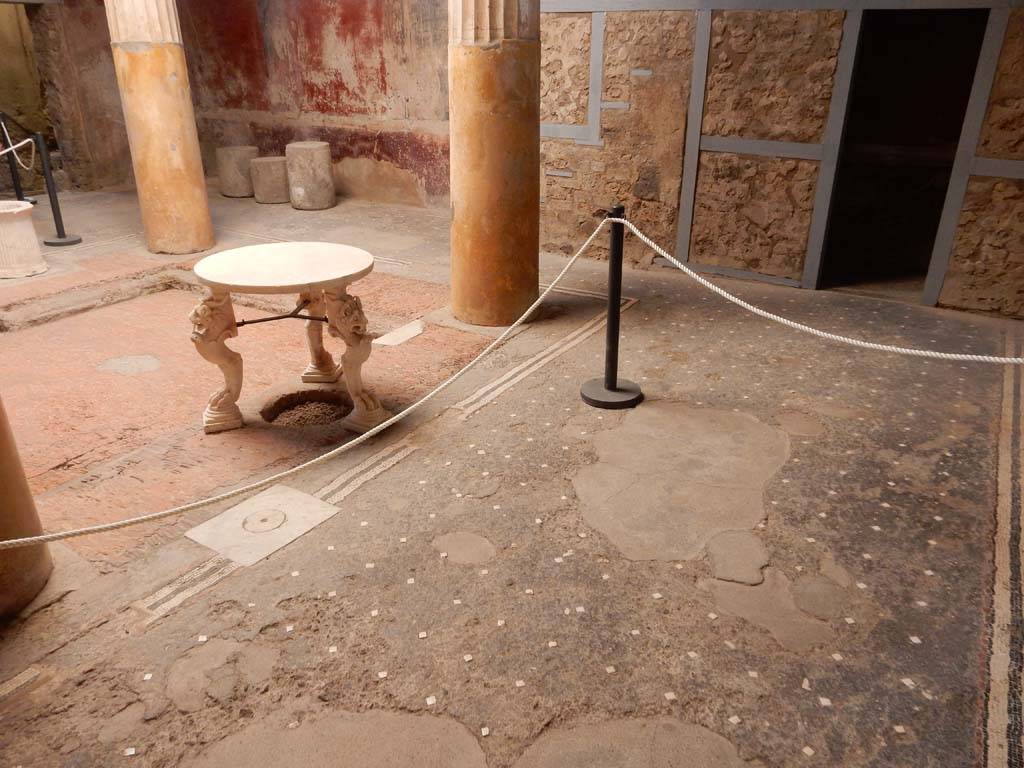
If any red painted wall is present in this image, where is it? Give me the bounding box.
[178,0,450,202]
[178,0,272,112]
[294,0,388,116]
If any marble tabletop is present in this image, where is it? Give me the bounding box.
[193,241,374,295]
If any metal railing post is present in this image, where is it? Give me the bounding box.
[33,133,81,246]
[580,204,644,410]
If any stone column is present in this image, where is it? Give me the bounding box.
[448,0,540,326]
[0,395,52,618]
[105,0,214,254]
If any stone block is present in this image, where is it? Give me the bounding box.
[940,176,1024,317]
[702,10,843,143]
[690,151,817,280]
[215,145,259,198]
[185,485,340,566]
[0,201,46,279]
[250,156,289,204]
[540,13,591,125]
[285,141,336,211]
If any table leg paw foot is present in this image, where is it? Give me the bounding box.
[301,362,342,384]
[341,403,392,434]
[203,405,244,434]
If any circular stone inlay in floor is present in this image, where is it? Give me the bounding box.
[431,531,497,565]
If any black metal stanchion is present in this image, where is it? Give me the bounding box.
[33,133,81,247]
[580,204,644,410]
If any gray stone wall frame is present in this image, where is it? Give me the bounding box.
[922,8,1010,305]
[972,157,1024,179]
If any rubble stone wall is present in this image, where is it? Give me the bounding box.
[977,9,1024,161]
[0,6,47,134]
[540,13,591,126]
[690,152,818,281]
[0,5,49,194]
[686,10,842,279]
[540,11,694,265]
[941,10,1024,316]
[702,10,843,142]
[939,177,1024,317]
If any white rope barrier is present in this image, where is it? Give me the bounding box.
[1,123,36,172]
[1,215,1020,550]
[609,218,1024,365]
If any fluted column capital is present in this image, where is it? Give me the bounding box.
[449,0,539,45]
[105,0,182,45]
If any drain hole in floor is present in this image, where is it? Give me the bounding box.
[261,390,353,427]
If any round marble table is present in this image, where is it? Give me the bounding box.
[189,242,391,434]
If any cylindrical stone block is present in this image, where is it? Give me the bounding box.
[0,201,47,279]
[286,141,336,211]
[111,42,215,254]
[216,145,259,198]
[251,156,290,204]
[449,41,540,326]
[0,394,52,618]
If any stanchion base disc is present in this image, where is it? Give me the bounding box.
[43,234,83,247]
[580,378,644,410]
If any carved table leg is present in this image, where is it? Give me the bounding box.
[323,286,393,433]
[189,290,244,433]
[300,291,340,383]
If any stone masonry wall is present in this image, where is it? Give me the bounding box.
[0,5,48,194]
[27,0,134,190]
[540,11,694,265]
[690,152,818,280]
[702,10,843,143]
[0,6,47,134]
[939,178,1024,317]
[540,13,591,126]
[688,10,842,279]
[977,9,1024,162]
[941,11,1024,316]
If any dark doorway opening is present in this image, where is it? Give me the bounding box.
[819,9,989,302]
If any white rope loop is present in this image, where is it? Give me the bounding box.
[1,215,1020,550]
[1,122,36,172]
